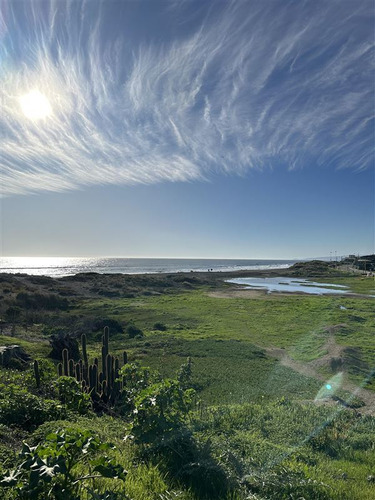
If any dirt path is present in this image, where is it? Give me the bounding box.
[265,328,375,415]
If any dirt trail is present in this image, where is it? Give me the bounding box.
[265,326,375,415]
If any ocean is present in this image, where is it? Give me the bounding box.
[0,257,297,278]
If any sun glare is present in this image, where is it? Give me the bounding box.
[19,90,52,120]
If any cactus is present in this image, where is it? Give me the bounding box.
[106,354,112,391]
[81,334,88,366]
[104,326,109,350]
[123,351,128,365]
[62,349,69,376]
[57,327,123,410]
[101,345,107,378]
[68,359,75,377]
[92,364,98,392]
[34,360,40,388]
[82,363,89,385]
[75,363,81,382]
[88,365,93,390]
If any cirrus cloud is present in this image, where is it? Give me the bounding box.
[0,0,374,196]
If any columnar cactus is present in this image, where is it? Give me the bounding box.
[68,359,75,377]
[33,360,40,388]
[75,363,81,382]
[81,334,88,366]
[55,327,128,410]
[62,348,69,376]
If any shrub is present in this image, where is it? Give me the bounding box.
[126,323,143,338]
[16,292,69,311]
[33,359,57,388]
[153,322,167,331]
[93,318,124,334]
[116,363,158,415]
[0,384,64,430]
[130,379,194,446]
[49,332,80,361]
[129,378,230,498]
[0,427,127,499]
[5,306,22,323]
[56,377,90,415]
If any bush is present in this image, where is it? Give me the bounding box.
[126,323,143,338]
[93,318,124,334]
[56,377,90,415]
[33,359,57,388]
[0,384,64,430]
[130,379,193,445]
[116,363,158,416]
[16,292,69,311]
[5,306,22,323]
[49,332,80,361]
[153,322,167,331]
[129,377,230,498]
[0,427,127,499]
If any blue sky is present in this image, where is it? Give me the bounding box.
[0,0,374,258]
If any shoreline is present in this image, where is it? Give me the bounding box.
[0,265,357,285]
[0,265,293,280]
[0,263,370,304]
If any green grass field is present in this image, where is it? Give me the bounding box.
[77,277,375,397]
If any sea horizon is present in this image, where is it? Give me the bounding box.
[0,256,302,278]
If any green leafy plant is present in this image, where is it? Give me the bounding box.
[153,322,167,331]
[0,427,127,499]
[117,362,157,415]
[0,384,63,430]
[56,377,90,415]
[130,379,194,445]
[126,323,143,338]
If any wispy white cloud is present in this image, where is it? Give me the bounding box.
[0,0,374,196]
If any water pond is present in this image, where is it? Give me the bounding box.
[226,277,351,295]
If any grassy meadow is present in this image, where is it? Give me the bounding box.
[0,270,374,499]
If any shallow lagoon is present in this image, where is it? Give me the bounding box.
[226,277,351,295]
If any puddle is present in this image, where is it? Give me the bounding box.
[226,277,351,295]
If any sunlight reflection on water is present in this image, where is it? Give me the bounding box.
[227,277,350,295]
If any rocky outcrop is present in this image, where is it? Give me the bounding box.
[0,344,31,368]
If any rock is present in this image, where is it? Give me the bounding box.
[0,345,31,369]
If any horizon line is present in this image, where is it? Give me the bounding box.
[1,255,360,261]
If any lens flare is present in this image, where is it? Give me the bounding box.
[315,372,343,401]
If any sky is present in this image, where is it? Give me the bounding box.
[0,0,374,259]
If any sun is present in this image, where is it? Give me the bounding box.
[19,90,52,120]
